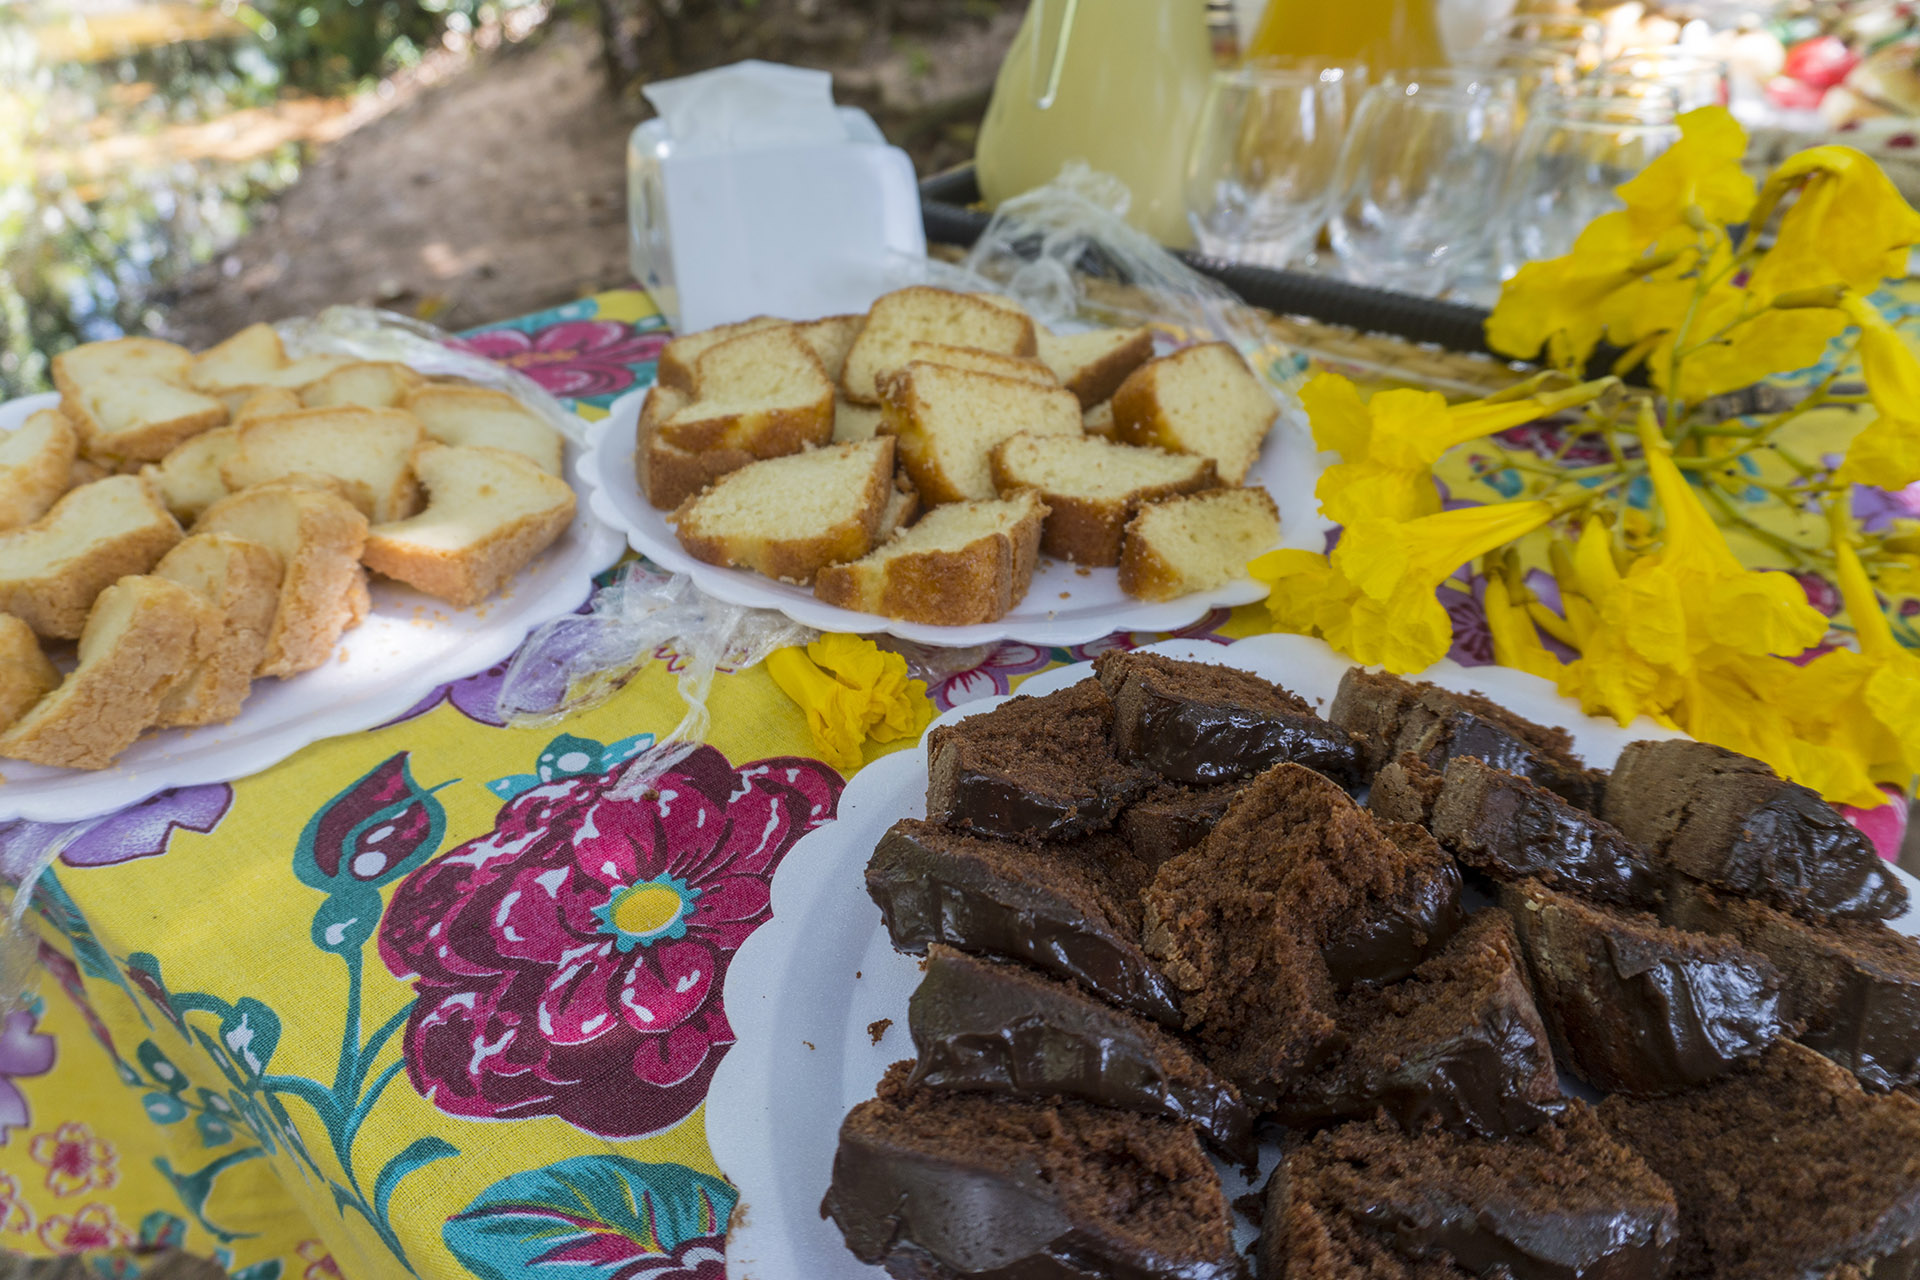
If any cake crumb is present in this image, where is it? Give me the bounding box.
[867,1018,892,1045]
[1059,591,1071,599]
[1075,565,1092,576]
[854,971,862,979]
[803,1040,815,1051]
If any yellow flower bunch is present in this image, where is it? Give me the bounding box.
[1256,106,1920,809]
[766,633,934,772]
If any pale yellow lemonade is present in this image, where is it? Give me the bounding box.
[975,0,1216,247]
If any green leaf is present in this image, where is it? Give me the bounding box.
[374,1136,459,1225]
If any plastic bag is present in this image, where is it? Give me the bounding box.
[277,304,584,444]
[496,563,814,799]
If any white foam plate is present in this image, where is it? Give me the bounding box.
[0,390,625,823]
[580,387,1331,648]
[707,631,1920,1279]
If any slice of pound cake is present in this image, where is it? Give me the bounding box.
[839,286,1039,404]
[149,534,284,728]
[1111,342,1277,485]
[1118,485,1279,600]
[0,475,183,639]
[0,411,80,533]
[815,491,1045,626]
[0,614,57,730]
[1037,326,1156,408]
[670,439,895,584]
[880,362,1082,505]
[651,326,833,458]
[990,432,1216,565]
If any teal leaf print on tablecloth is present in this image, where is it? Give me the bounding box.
[443,1156,733,1280]
[486,732,654,802]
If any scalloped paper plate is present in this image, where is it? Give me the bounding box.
[580,387,1331,648]
[0,390,625,824]
[706,631,1920,1279]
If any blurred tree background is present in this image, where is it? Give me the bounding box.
[0,0,1020,400]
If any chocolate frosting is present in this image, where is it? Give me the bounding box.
[867,820,1185,1028]
[1427,710,1606,813]
[929,750,1140,843]
[1357,1189,1678,1280]
[907,947,1255,1163]
[1321,850,1466,990]
[1277,966,1566,1140]
[1712,782,1907,921]
[1111,682,1361,790]
[825,1129,1247,1280]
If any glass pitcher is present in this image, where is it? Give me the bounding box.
[1247,0,1447,74]
[975,0,1216,247]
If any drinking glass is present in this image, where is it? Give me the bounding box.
[1184,65,1351,268]
[1495,93,1683,275]
[1326,80,1521,295]
[1464,39,1583,104]
[1480,14,1606,70]
[1594,50,1730,111]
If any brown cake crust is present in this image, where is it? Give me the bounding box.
[1321,820,1467,990]
[1503,878,1788,1096]
[926,679,1149,841]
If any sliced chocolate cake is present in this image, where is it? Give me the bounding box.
[1604,739,1905,922]
[826,1062,1245,1280]
[1329,667,1605,810]
[1599,1041,1920,1280]
[1503,879,1787,1095]
[1277,911,1565,1139]
[1368,753,1446,826]
[1321,821,1466,990]
[907,944,1256,1162]
[1116,779,1244,867]
[1429,756,1658,909]
[1261,1105,1679,1280]
[926,678,1150,841]
[1666,879,1920,1092]
[867,819,1184,1027]
[1094,649,1361,789]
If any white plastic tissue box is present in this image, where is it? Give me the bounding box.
[628,61,926,334]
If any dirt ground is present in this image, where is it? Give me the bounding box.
[160,8,1021,345]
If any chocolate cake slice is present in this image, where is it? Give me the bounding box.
[1368,753,1447,826]
[1429,755,1659,909]
[1142,763,1416,1088]
[867,818,1184,1027]
[1277,910,1565,1139]
[1093,649,1361,789]
[1503,879,1787,1095]
[1116,779,1244,867]
[1666,879,1920,1092]
[826,1062,1244,1280]
[907,944,1256,1162]
[1321,820,1466,990]
[1329,667,1605,810]
[926,678,1150,842]
[1604,738,1905,922]
[1261,1106,1679,1280]
[1599,1041,1920,1280]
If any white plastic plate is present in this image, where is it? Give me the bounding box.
[0,390,625,823]
[580,387,1331,648]
[707,631,1920,1279]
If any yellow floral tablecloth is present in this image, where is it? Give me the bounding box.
[3,286,1911,1280]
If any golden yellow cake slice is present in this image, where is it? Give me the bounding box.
[880,362,1082,505]
[150,534,286,727]
[233,387,303,426]
[1118,485,1280,602]
[300,361,426,410]
[1111,342,1278,486]
[401,385,566,476]
[0,475,183,638]
[671,439,896,584]
[52,337,229,468]
[635,384,746,510]
[0,614,58,731]
[796,315,865,385]
[188,323,351,397]
[840,287,1040,404]
[989,432,1218,566]
[1082,401,1117,438]
[193,483,370,677]
[815,491,1046,626]
[0,575,216,770]
[142,427,239,525]
[1038,327,1157,409]
[656,316,790,393]
[0,410,81,532]
[832,399,887,443]
[656,327,834,457]
[903,342,1056,387]
[362,443,576,608]
[221,406,425,523]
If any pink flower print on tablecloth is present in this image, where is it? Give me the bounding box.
[377,745,841,1138]
[38,1202,129,1252]
[0,1173,33,1234]
[298,1239,343,1279]
[457,320,666,402]
[29,1122,116,1197]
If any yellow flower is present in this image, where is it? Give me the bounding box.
[1835,292,1920,490]
[1304,372,1611,523]
[1251,546,1452,674]
[1487,213,1670,367]
[1748,145,1920,297]
[1653,291,1850,404]
[1335,502,1558,603]
[766,634,933,772]
[1616,106,1755,241]
[1484,574,1563,681]
[1833,526,1920,770]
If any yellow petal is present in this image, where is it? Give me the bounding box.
[1301,372,1374,458]
[1316,460,1443,525]
[1751,146,1920,296]
[1485,575,1563,681]
[1335,502,1557,603]
[767,645,870,772]
[1616,106,1755,240]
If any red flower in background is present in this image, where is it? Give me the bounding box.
[457,320,665,401]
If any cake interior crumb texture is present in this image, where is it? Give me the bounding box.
[1121,485,1279,599]
[931,679,1138,811]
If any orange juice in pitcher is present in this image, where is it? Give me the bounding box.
[1247,0,1447,73]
